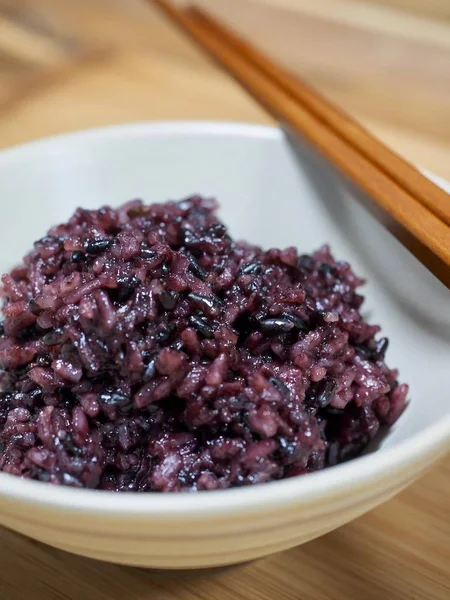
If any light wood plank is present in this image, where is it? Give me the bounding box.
[352,0,450,21]
[195,0,450,142]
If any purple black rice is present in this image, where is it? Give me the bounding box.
[0,196,408,491]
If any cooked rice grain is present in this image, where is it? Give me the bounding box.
[0,197,407,491]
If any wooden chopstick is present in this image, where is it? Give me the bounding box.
[151,0,450,288]
[187,6,450,231]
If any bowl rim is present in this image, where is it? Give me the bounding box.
[0,119,449,517]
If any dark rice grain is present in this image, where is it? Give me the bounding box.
[0,196,408,491]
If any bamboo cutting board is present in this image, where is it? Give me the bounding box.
[0,1,449,599]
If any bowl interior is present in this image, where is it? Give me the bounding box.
[0,121,449,456]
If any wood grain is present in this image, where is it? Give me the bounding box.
[0,1,448,599]
[155,0,450,287]
[195,0,450,145]
[0,0,101,112]
[186,5,450,231]
[352,0,450,20]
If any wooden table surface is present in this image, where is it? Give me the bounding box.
[0,1,449,598]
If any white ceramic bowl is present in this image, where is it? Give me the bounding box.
[0,122,449,569]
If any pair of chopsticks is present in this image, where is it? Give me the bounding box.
[151,0,450,288]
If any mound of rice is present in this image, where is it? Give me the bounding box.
[0,196,407,491]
